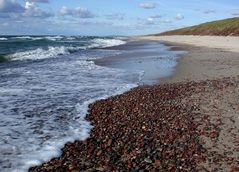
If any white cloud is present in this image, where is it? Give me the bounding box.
[231,12,239,16]
[59,6,71,15]
[60,6,95,18]
[0,0,53,18]
[24,1,53,18]
[160,19,172,23]
[204,9,215,14]
[137,16,172,26]
[0,0,25,13]
[175,13,184,20]
[25,1,34,10]
[150,14,162,19]
[105,13,124,20]
[137,17,158,25]
[27,0,49,3]
[2,22,8,26]
[231,9,239,16]
[139,2,156,9]
[146,17,158,25]
[140,14,163,25]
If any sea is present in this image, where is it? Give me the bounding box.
[0,35,181,171]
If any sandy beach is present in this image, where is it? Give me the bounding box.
[161,43,239,83]
[138,35,239,52]
[136,36,239,83]
[29,37,239,171]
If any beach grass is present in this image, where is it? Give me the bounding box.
[157,17,239,36]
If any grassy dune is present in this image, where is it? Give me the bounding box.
[157,17,239,36]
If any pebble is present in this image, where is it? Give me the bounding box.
[29,76,239,171]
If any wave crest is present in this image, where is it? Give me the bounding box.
[0,37,8,41]
[5,37,127,61]
[90,38,126,48]
[8,46,71,61]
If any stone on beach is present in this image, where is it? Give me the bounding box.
[29,76,239,171]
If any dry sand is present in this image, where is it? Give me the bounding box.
[138,35,239,53]
[161,44,239,83]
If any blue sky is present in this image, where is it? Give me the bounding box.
[0,0,239,35]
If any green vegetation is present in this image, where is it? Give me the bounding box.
[0,55,8,63]
[157,17,239,36]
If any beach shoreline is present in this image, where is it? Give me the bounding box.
[29,37,239,171]
[136,35,239,53]
[134,35,239,83]
[160,42,239,84]
[95,40,183,85]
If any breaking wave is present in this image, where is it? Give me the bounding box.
[8,46,76,61]
[4,37,126,61]
[0,37,8,41]
[89,38,126,48]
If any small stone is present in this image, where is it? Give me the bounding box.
[209,131,219,138]
[155,160,161,166]
[107,139,112,146]
[144,158,152,163]
[97,150,102,156]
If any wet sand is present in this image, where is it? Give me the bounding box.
[160,43,239,83]
[96,40,184,85]
[29,39,239,171]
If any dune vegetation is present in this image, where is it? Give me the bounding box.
[157,17,239,36]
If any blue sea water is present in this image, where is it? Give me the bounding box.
[0,36,181,171]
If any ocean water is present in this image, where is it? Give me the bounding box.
[0,36,180,171]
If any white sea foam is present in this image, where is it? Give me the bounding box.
[14,36,32,40]
[12,36,64,41]
[7,38,126,61]
[66,37,76,40]
[8,46,72,61]
[0,54,138,172]
[89,38,126,48]
[0,37,8,41]
[44,36,64,41]
[30,37,44,41]
[19,83,136,172]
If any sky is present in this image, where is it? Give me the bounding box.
[0,0,239,36]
